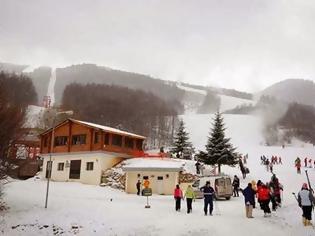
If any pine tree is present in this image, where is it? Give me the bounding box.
[199,112,238,173]
[171,120,194,159]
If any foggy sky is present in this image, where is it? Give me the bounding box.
[1,0,315,92]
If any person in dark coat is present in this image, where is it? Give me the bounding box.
[232,175,240,197]
[242,183,256,218]
[200,181,215,215]
[136,180,141,195]
[195,161,201,175]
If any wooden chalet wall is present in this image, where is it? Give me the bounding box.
[40,120,144,156]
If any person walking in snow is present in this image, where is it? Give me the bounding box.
[184,185,196,214]
[304,157,308,167]
[279,156,282,164]
[136,180,141,195]
[257,183,271,217]
[195,161,201,175]
[269,162,273,173]
[270,175,283,207]
[242,183,256,218]
[266,159,270,172]
[298,183,315,226]
[309,158,312,168]
[232,175,240,197]
[295,157,301,174]
[200,181,215,216]
[174,185,183,212]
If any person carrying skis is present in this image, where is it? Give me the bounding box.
[298,183,315,226]
[184,185,196,214]
[232,175,240,197]
[257,183,271,217]
[174,184,183,212]
[242,183,256,218]
[200,181,215,216]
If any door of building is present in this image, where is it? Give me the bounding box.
[69,160,81,179]
[157,176,164,195]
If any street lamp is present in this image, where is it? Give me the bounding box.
[45,110,73,209]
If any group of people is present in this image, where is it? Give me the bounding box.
[241,174,283,218]
[303,157,315,168]
[260,155,282,173]
[173,181,215,215]
[294,157,315,174]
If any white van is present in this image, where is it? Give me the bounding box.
[192,175,233,200]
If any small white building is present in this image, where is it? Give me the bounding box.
[123,158,184,195]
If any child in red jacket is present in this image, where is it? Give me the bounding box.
[174,184,183,211]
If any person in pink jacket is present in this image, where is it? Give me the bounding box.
[174,184,183,211]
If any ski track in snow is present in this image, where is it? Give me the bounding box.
[1,113,315,235]
[47,68,56,106]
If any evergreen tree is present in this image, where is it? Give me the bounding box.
[171,120,194,159]
[199,112,238,173]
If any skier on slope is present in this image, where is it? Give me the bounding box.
[200,181,215,216]
[298,183,315,226]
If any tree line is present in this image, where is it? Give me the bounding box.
[61,83,181,148]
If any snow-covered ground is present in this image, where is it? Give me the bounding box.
[1,113,315,235]
[24,105,46,128]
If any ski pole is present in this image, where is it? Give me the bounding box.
[292,192,299,203]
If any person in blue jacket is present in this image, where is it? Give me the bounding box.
[200,181,215,215]
[242,182,256,218]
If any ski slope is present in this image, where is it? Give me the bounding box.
[218,94,254,112]
[177,83,255,113]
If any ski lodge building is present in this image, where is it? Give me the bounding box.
[40,119,146,185]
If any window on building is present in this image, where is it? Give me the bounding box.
[104,133,110,145]
[136,139,143,150]
[86,162,94,171]
[43,137,48,147]
[94,132,99,144]
[125,137,134,149]
[112,134,122,146]
[57,162,64,171]
[54,136,68,146]
[72,134,87,145]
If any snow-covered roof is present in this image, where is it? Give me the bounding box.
[122,158,185,172]
[72,119,146,139]
[41,119,146,139]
